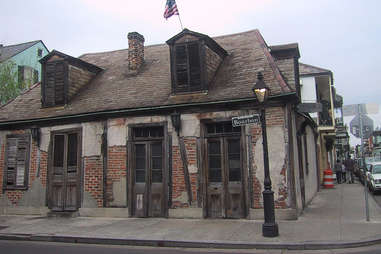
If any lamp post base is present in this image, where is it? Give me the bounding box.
[262,222,279,237]
[262,189,279,237]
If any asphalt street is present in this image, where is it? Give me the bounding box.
[1,240,381,254]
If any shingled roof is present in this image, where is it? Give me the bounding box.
[0,29,298,126]
[0,40,46,62]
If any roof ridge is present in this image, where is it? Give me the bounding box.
[212,29,260,40]
[2,40,41,48]
[253,30,291,93]
[80,29,261,58]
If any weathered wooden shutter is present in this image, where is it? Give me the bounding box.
[174,43,201,92]
[16,137,28,186]
[54,62,65,105]
[6,138,17,186]
[5,135,30,188]
[188,43,201,91]
[44,61,66,107]
[175,45,188,92]
[45,63,56,107]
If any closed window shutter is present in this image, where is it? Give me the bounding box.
[16,136,29,186]
[5,135,30,188]
[175,45,188,91]
[45,63,56,107]
[44,61,65,107]
[54,62,65,105]
[6,138,17,186]
[174,43,201,92]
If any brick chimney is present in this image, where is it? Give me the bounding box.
[128,32,145,71]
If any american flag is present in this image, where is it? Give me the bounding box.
[164,0,179,19]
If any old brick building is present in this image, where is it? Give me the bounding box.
[0,29,319,219]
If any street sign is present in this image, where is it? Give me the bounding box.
[232,114,260,127]
[297,103,323,113]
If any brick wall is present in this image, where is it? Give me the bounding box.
[184,138,198,202]
[84,156,103,207]
[251,124,263,209]
[106,146,127,206]
[171,145,186,208]
[171,137,198,208]
[40,150,48,187]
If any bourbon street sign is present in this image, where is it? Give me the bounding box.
[232,114,260,127]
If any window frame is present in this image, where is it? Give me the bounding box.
[37,48,43,57]
[170,41,206,94]
[3,134,31,190]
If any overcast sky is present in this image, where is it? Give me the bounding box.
[1,0,380,106]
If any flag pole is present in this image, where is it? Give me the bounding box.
[178,14,184,30]
[177,14,184,31]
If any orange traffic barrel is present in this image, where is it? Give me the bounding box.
[323,169,335,188]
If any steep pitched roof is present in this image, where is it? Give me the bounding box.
[299,63,331,76]
[0,40,46,62]
[0,29,297,125]
[40,50,103,74]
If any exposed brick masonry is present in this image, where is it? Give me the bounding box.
[84,156,103,207]
[171,145,186,208]
[171,137,198,208]
[106,146,127,206]
[128,32,145,71]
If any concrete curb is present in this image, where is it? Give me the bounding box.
[0,233,381,250]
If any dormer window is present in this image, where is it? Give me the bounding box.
[40,50,102,108]
[174,43,201,92]
[167,29,228,95]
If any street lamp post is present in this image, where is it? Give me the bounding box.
[252,72,279,237]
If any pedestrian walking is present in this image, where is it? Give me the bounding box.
[341,162,346,183]
[345,156,355,184]
[335,159,343,184]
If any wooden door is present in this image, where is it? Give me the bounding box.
[206,136,244,218]
[49,131,80,211]
[132,141,164,217]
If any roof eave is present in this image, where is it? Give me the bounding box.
[0,92,297,129]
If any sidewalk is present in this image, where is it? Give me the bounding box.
[0,182,381,250]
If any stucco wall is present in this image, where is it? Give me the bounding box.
[10,41,49,81]
[0,106,305,218]
[304,125,318,204]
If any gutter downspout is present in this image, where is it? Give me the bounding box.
[102,121,108,207]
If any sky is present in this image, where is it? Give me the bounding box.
[1,0,380,106]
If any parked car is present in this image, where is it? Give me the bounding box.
[366,161,381,193]
[356,158,367,184]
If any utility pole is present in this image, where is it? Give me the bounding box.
[359,104,370,221]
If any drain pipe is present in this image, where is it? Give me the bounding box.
[102,121,108,207]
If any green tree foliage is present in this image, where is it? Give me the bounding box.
[0,61,27,105]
